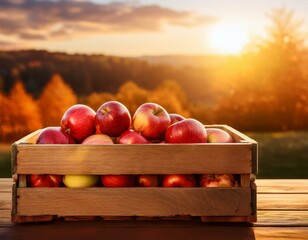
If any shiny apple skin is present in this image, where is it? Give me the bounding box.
[132,102,171,140]
[207,128,235,143]
[95,101,131,137]
[101,175,135,187]
[118,129,149,144]
[165,118,207,143]
[63,174,100,188]
[162,174,197,187]
[36,127,76,144]
[29,174,63,187]
[137,175,159,187]
[82,134,114,144]
[61,104,96,143]
[169,113,185,125]
[199,174,235,187]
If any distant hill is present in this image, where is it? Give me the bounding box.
[0,50,222,103]
[139,54,227,68]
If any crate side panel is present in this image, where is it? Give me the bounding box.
[16,188,251,217]
[15,144,253,175]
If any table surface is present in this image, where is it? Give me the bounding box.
[0,178,307,240]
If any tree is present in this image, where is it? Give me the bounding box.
[38,74,77,126]
[86,92,116,111]
[214,7,308,131]
[260,7,308,130]
[116,81,149,114]
[5,81,42,141]
[0,93,10,140]
[148,80,191,117]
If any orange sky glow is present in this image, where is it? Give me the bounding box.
[0,0,307,56]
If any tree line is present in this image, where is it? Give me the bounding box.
[0,7,307,142]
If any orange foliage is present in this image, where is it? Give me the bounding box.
[148,80,190,118]
[37,74,77,126]
[116,81,149,114]
[2,81,42,141]
[86,92,116,111]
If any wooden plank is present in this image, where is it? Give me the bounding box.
[0,180,13,192]
[254,227,308,240]
[13,129,41,144]
[258,193,308,210]
[256,211,308,226]
[15,143,254,175]
[0,210,11,223]
[257,179,308,193]
[0,193,11,210]
[217,125,258,174]
[16,188,251,217]
[11,130,41,175]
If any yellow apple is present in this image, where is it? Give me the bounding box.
[63,174,99,188]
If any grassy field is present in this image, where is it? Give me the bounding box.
[246,131,308,179]
[0,131,307,179]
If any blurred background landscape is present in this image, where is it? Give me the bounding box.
[0,0,307,179]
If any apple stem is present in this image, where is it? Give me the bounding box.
[101,109,108,115]
[153,108,163,116]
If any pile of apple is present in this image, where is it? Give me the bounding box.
[29,101,236,188]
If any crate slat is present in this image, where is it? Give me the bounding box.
[15,144,254,175]
[17,188,251,217]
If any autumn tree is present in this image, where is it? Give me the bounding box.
[4,81,42,141]
[38,74,77,127]
[0,93,10,141]
[148,80,191,118]
[257,7,308,130]
[86,92,116,111]
[116,81,149,114]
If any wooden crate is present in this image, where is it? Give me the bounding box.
[11,125,258,223]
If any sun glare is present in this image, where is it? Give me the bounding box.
[208,23,248,55]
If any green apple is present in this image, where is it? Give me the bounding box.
[63,174,99,188]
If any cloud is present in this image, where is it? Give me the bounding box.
[0,0,217,41]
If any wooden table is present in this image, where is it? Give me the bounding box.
[1,179,307,239]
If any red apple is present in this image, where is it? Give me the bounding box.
[137,175,159,187]
[95,101,131,137]
[33,127,72,187]
[165,118,207,143]
[162,174,196,187]
[101,175,135,187]
[61,104,96,143]
[36,127,76,144]
[132,103,171,140]
[200,174,235,187]
[82,134,114,144]
[118,129,149,144]
[28,174,63,187]
[169,113,185,124]
[207,128,235,143]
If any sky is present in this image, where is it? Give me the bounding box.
[0,0,307,56]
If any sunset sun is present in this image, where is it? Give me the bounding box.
[208,23,249,55]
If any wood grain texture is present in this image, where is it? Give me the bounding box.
[258,193,308,210]
[12,125,257,175]
[14,143,254,175]
[1,178,308,240]
[254,227,308,240]
[257,179,308,193]
[16,187,251,217]
[256,211,308,226]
